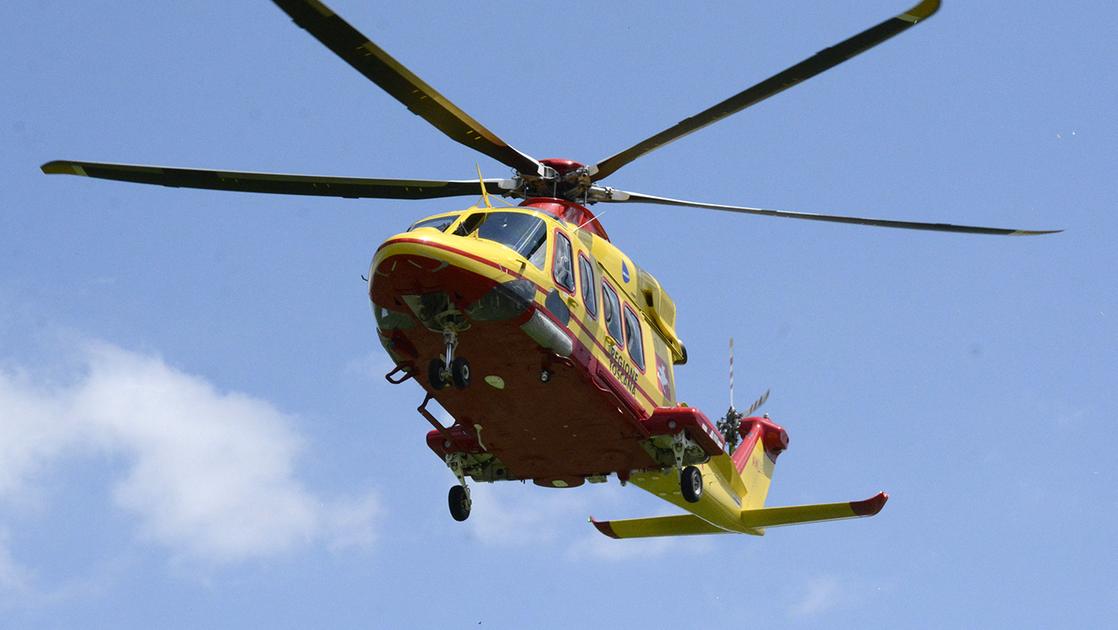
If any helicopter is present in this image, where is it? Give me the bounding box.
[41,0,1058,538]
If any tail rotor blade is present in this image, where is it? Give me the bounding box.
[743,389,771,418]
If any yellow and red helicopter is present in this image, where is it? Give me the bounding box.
[42,0,1057,538]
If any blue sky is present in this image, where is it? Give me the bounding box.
[2,1,1115,627]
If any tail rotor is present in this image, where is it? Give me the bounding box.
[716,337,769,452]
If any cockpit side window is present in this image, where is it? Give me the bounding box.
[409,213,459,232]
[453,213,486,236]
[602,281,623,344]
[553,231,575,293]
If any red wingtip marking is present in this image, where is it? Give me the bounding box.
[850,491,889,516]
[589,516,620,539]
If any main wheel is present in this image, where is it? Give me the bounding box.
[448,484,471,522]
[450,357,470,389]
[681,465,703,503]
[428,358,447,390]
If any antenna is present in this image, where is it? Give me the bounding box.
[729,337,735,411]
[717,337,743,452]
[476,163,492,208]
[716,337,771,453]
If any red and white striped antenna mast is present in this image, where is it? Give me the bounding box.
[718,337,769,452]
[729,337,735,412]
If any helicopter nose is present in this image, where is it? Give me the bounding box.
[371,237,493,307]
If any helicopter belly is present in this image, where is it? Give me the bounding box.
[370,241,661,484]
[418,318,658,485]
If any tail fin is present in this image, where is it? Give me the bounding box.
[730,415,789,509]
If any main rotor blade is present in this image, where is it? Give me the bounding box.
[272,0,544,177]
[591,0,942,181]
[595,189,1061,236]
[41,160,513,200]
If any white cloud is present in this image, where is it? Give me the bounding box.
[465,483,583,547]
[788,575,844,619]
[324,491,380,552]
[0,341,377,566]
[342,350,393,383]
[0,368,76,502]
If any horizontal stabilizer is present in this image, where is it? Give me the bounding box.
[590,492,888,539]
[740,491,888,530]
[590,514,732,539]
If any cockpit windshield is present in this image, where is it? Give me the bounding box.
[456,212,548,268]
[408,213,460,232]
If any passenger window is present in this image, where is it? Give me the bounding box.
[602,282,623,344]
[622,306,645,371]
[553,232,575,293]
[579,255,597,319]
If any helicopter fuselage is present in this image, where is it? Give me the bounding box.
[370,198,692,486]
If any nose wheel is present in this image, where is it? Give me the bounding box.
[427,357,470,390]
[427,328,470,390]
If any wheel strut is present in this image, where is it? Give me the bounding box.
[443,328,458,367]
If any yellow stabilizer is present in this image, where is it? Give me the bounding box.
[590,514,736,539]
[590,492,888,539]
[739,491,888,531]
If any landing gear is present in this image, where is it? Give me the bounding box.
[540,368,552,383]
[448,484,471,521]
[428,328,470,390]
[671,431,703,502]
[445,452,472,522]
[681,465,703,503]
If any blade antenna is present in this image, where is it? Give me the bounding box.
[476,163,492,209]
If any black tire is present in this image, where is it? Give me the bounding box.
[681,465,703,503]
[450,357,470,389]
[428,358,447,390]
[448,484,471,521]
